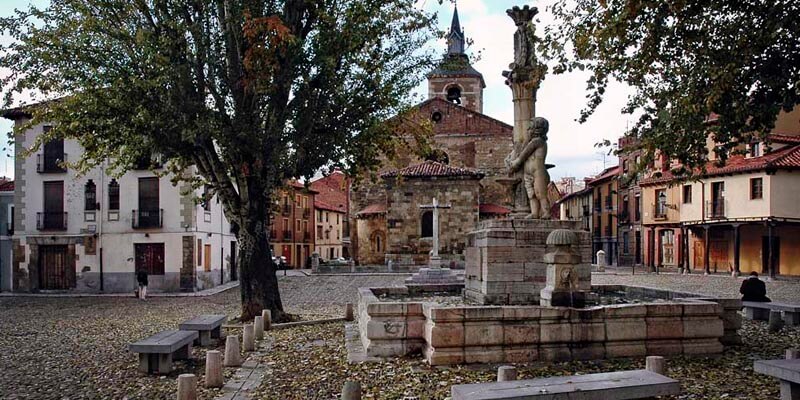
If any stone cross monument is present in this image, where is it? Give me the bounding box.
[501,5,552,219]
[419,197,451,267]
[405,197,463,286]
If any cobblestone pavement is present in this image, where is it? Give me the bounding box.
[0,275,404,400]
[593,271,800,302]
[0,273,796,399]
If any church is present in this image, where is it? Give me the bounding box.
[351,8,516,267]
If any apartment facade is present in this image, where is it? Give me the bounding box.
[310,170,349,261]
[617,136,644,268]
[0,180,13,291]
[556,185,592,232]
[5,115,237,293]
[268,182,316,269]
[587,166,620,265]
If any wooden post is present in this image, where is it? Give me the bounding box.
[342,381,362,400]
[177,374,197,400]
[497,366,518,382]
[703,226,711,275]
[733,224,741,277]
[223,335,242,367]
[768,223,776,278]
[205,350,223,388]
[646,356,666,375]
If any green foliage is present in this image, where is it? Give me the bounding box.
[0,0,438,222]
[540,0,800,174]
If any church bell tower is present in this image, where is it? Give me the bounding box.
[427,6,485,113]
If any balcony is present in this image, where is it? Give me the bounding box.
[605,226,612,237]
[604,197,613,210]
[132,209,163,229]
[281,205,291,216]
[303,231,311,242]
[706,200,726,219]
[37,212,67,231]
[282,230,292,240]
[593,229,601,238]
[36,153,67,173]
[302,208,311,219]
[594,200,601,212]
[652,203,668,220]
[269,230,277,240]
[582,205,590,217]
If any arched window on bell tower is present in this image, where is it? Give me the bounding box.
[446,85,462,105]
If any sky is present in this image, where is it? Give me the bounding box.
[0,0,628,181]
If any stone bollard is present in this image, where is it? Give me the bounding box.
[497,365,517,382]
[645,356,666,375]
[254,316,265,340]
[205,350,223,388]
[262,309,272,331]
[768,310,785,333]
[177,373,197,400]
[345,303,355,322]
[341,381,362,400]
[243,324,255,352]
[787,349,800,360]
[223,335,242,367]
[596,250,606,272]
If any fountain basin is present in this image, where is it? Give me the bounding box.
[357,285,741,366]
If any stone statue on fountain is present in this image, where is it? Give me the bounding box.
[506,116,552,219]
[501,5,552,219]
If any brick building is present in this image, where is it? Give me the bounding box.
[310,170,349,261]
[587,166,620,265]
[617,136,644,267]
[268,182,316,269]
[350,7,513,266]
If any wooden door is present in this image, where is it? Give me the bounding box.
[43,181,64,229]
[693,240,705,270]
[43,138,64,171]
[39,245,70,289]
[203,244,211,272]
[134,243,165,275]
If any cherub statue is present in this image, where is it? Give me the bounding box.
[506,116,552,219]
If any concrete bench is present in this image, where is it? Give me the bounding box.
[754,359,800,400]
[179,314,227,346]
[743,301,800,325]
[451,370,680,400]
[129,330,198,374]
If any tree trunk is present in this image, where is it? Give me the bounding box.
[236,215,284,322]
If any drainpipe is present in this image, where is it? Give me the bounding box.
[98,159,106,291]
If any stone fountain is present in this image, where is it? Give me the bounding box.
[349,4,742,367]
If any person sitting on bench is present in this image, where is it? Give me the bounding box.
[740,271,771,302]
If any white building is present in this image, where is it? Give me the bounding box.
[4,109,238,293]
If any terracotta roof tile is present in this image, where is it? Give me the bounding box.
[587,166,621,185]
[310,171,349,213]
[381,161,484,179]
[356,203,386,216]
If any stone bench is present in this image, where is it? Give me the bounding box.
[451,370,680,400]
[743,301,800,325]
[129,330,198,374]
[754,359,800,400]
[179,314,227,346]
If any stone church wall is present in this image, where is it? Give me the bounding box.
[384,177,480,266]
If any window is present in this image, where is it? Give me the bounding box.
[683,185,692,204]
[655,189,667,217]
[41,181,65,230]
[85,180,97,210]
[325,230,330,239]
[622,232,630,254]
[295,195,301,207]
[634,195,641,221]
[303,196,308,209]
[40,134,66,173]
[317,211,323,222]
[336,214,339,224]
[325,212,329,223]
[750,178,763,199]
[317,225,323,238]
[446,85,462,104]
[421,211,433,238]
[372,232,384,252]
[749,142,762,158]
[203,185,211,212]
[108,179,120,210]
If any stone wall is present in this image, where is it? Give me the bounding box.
[355,216,387,265]
[464,219,592,305]
[384,177,480,266]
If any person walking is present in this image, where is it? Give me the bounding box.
[740,271,771,302]
[136,269,149,300]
